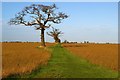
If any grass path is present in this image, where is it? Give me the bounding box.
[22,44,118,78]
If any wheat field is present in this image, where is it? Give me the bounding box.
[2,42,53,78]
[62,43,118,71]
[2,42,118,77]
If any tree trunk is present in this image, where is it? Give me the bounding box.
[54,37,61,44]
[41,28,46,47]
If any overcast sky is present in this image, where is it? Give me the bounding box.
[2,2,118,43]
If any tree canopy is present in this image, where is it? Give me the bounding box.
[9,4,68,30]
[9,4,68,47]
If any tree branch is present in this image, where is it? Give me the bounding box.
[9,4,68,30]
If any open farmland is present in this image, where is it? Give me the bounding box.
[62,43,118,71]
[2,42,53,78]
[19,44,117,78]
[2,43,118,78]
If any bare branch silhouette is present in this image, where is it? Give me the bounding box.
[47,27,63,43]
[9,4,68,47]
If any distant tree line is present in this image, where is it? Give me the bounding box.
[62,40,112,44]
[3,40,113,44]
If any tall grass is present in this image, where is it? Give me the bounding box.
[2,42,51,78]
[62,43,118,71]
[23,44,118,78]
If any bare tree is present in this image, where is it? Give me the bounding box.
[9,4,68,47]
[47,27,63,44]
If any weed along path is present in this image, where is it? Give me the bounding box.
[23,45,118,78]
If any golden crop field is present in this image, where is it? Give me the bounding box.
[62,43,118,71]
[2,42,119,78]
[2,42,54,78]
